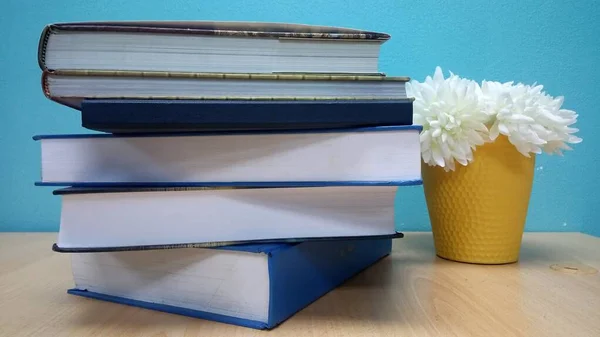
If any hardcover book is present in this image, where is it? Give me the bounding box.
[41,70,410,110]
[38,21,390,75]
[33,126,422,186]
[50,185,411,251]
[66,236,394,329]
[78,98,414,133]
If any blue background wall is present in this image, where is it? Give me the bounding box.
[1,0,598,235]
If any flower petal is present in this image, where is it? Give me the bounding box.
[432,147,445,167]
[489,121,500,140]
[498,123,510,135]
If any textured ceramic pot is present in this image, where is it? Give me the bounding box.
[422,135,536,264]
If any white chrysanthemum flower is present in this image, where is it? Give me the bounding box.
[482,80,582,157]
[407,67,489,171]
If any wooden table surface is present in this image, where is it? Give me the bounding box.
[1,232,599,337]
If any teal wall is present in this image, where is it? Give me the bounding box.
[1,0,598,234]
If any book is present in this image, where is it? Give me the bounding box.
[33,126,422,187]
[38,21,390,75]
[66,236,394,329]
[78,98,414,133]
[53,232,403,252]
[51,185,410,251]
[41,70,410,110]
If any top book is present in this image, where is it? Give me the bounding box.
[38,21,391,74]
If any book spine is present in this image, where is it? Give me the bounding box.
[37,25,53,71]
[40,71,83,110]
[80,99,414,133]
[40,71,51,98]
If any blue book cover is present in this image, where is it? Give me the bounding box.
[66,236,393,330]
[79,98,414,133]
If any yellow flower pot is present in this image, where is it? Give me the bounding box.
[422,135,536,264]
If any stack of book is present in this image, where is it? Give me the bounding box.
[34,21,422,330]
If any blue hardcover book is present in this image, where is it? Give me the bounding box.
[79,99,414,133]
[66,237,393,330]
[50,185,409,251]
[33,125,422,187]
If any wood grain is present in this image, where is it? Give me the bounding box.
[1,232,599,337]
